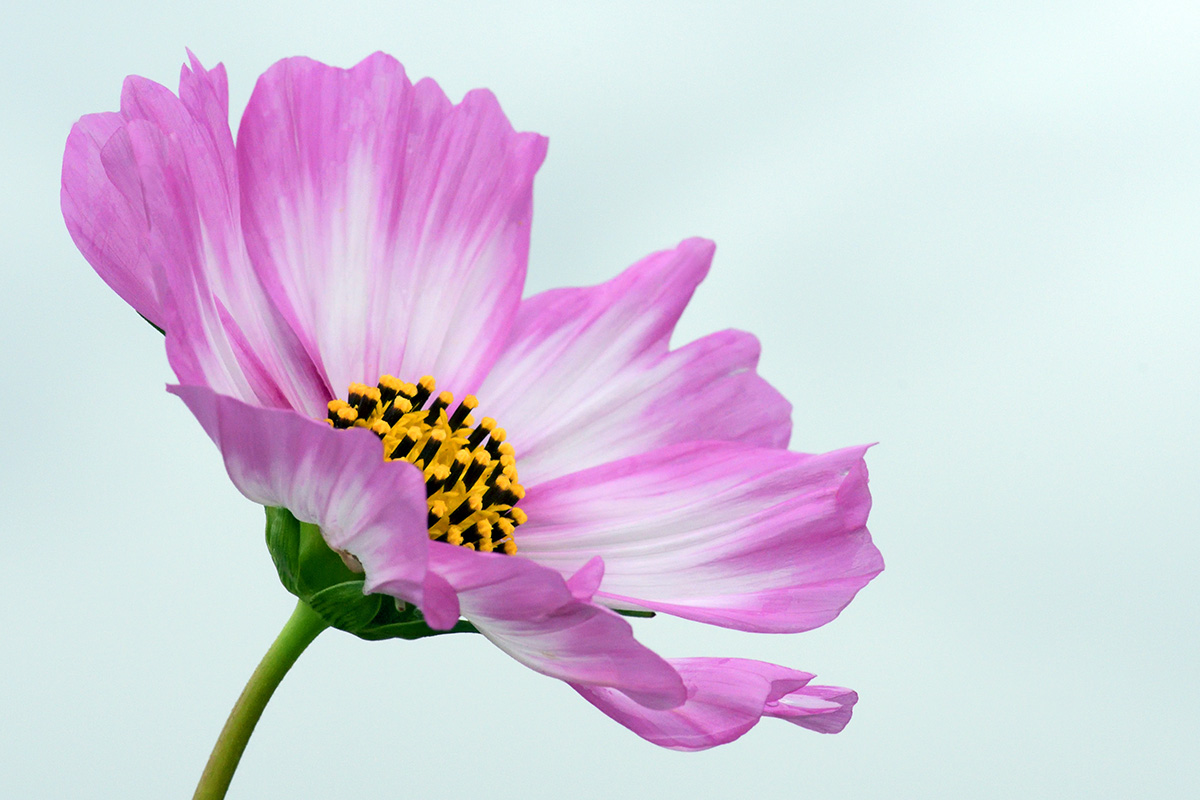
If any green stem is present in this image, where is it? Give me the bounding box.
[193,600,329,800]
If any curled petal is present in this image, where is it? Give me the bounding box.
[764,684,858,734]
[62,109,164,326]
[237,52,548,402]
[478,238,792,486]
[574,657,856,751]
[518,442,882,632]
[63,54,328,414]
[385,545,687,709]
[168,384,454,622]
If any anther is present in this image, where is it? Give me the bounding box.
[426,463,451,494]
[381,397,412,426]
[467,417,496,450]
[463,451,491,488]
[482,475,512,508]
[415,429,447,467]
[474,520,495,552]
[446,450,471,488]
[427,500,447,528]
[388,426,422,460]
[449,493,483,526]
[428,390,453,417]
[486,427,507,457]
[449,395,478,429]
[356,386,381,418]
[333,406,359,429]
[411,375,436,409]
[377,374,404,406]
[495,485,520,508]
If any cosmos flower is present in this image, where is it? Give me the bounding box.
[62,52,883,750]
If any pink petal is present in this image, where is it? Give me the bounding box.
[63,55,328,415]
[517,442,882,633]
[764,684,858,734]
[167,384,453,622]
[477,238,791,486]
[564,555,605,601]
[237,53,547,402]
[574,657,856,750]
[62,109,164,327]
[393,545,686,709]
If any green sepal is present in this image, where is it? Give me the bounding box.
[295,521,360,597]
[263,506,479,641]
[306,580,382,634]
[356,618,480,641]
[139,312,165,335]
[616,609,657,618]
[265,506,302,595]
[353,592,480,640]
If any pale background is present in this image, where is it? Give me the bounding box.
[2,2,1197,798]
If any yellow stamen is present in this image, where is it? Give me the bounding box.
[328,375,527,554]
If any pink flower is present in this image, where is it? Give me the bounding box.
[62,52,883,750]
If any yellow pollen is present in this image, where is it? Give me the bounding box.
[328,375,525,554]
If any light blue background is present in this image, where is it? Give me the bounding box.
[3,2,1197,798]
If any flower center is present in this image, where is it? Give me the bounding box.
[326,375,525,555]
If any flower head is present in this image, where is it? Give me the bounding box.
[62,52,883,749]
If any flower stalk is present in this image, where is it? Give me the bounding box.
[193,600,329,800]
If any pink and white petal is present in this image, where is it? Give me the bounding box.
[764,684,858,734]
[63,56,329,413]
[62,110,165,327]
[167,55,331,415]
[518,442,882,633]
[119,59,328,415]
[574,657,854,751]
[167,384,448,620]
[397,545,686,709]
[477,239,791,486]
[237,53,547,402]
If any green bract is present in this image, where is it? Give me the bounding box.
[263,506,478,640]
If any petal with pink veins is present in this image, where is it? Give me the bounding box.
[168,384,454,622]
[478,238,791,486]
[517,442,882,633]
[574,657,856,750]
[764,683,858,734]
[63,54,329,415]
[62,109,164,327]
[237,53,547,403]
[374,545,686,709]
